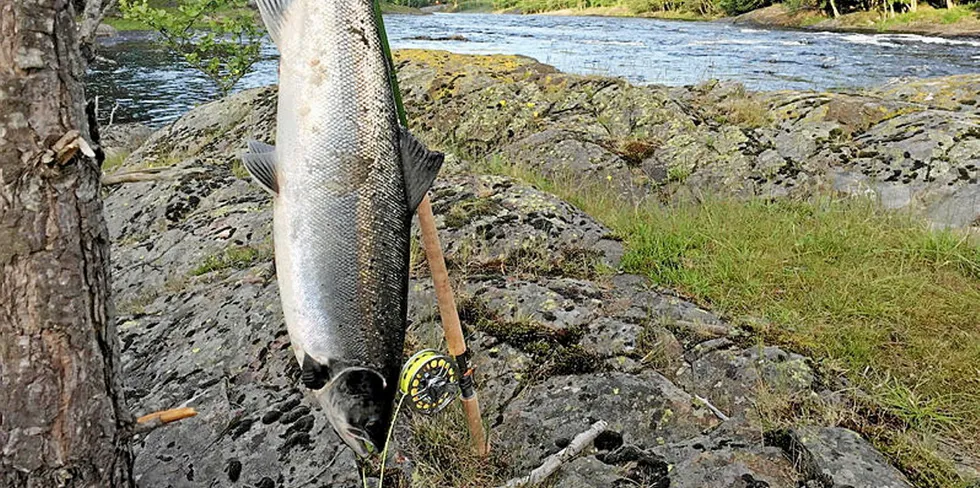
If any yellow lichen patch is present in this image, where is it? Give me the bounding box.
[394,49,531,76]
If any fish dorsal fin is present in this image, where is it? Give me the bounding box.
[400,128,444,213]
[242,139,279,194]
[255,0,295,47]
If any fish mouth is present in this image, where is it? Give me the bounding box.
[312,366,391,458]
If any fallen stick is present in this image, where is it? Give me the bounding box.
[133,407,198,435]
[694,394,730,422]
[102,167,207,186]
[672,319,730,338]
[497,420,608,488]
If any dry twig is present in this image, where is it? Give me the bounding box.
[497,420,608,488]
[102,167,207,186]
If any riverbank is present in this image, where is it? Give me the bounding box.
[734,4,980,37]
[465,0,980,37]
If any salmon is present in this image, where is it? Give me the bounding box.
[244,0,443,457]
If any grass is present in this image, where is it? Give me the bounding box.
[823,4,980,32]
[407,403,512,487]
[190,244,272,276]
[102,150,131,173]
[482,158,980,487]
[873,4,979,29]
[102,16,152,31]
[711,88,771,129]
[451,0,497,11]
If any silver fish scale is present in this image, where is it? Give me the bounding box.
[273,0,409,382]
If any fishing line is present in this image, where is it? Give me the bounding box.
[376,393,407,488]
[371,0,409,126]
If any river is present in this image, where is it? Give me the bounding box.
[86,12,980,126]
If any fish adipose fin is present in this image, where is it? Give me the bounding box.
[255,0,294,46]
[400,127,444,213]
[242,140,279,194]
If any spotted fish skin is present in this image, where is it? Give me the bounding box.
[245,0,443,457]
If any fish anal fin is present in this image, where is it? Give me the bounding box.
[400,128,443,213]
[242,139,279,194]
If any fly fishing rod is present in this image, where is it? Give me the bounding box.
[371,1,489,456]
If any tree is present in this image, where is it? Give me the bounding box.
[119,0,264,97]
[78,0,120,61]
[0,0,135,486]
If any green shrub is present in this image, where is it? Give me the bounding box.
[717,0,770,14]
[118,0,263,96]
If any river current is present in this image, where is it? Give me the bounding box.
[86,12,980,125]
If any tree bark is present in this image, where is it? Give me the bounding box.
[0,0,135,486]
[829,0,840,18]
[78,0,118,61]
[945,0,954,8]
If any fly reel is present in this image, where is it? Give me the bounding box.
[398,349,460,414]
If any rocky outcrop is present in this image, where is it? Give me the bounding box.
[393,50,979,229]
[101,53,932,487]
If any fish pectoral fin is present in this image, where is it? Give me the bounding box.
[247,139,275,154]
[400,127,444,213]
[255,0,295,47]
[242,140,279,194]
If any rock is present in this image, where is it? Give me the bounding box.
[429,174,623,271]
[768,427,913,488]
[871,74,980,114]
[408,34,469,42]
[95,22,118,38]
[654,420,797,488]
[394,50,980,229]
[101,122,154,164]
[496,371,720,471]
[101,56,923,486]
[594,430,624,451]
[677,345,815,418]
[551,456,623,487]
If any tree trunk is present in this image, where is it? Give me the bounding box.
[945,0,954,8]
[0,0,135,486]
[909,0,917,13]
[829,0,840,18]
[78,0,119,61]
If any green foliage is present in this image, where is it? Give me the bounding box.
[718,0,770,15]
[461,0,976,21]
[870,3,980,29]
[190,245,271,275]
[783,0,822,12]
[386,0,437,8]
[118,0,263,96]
